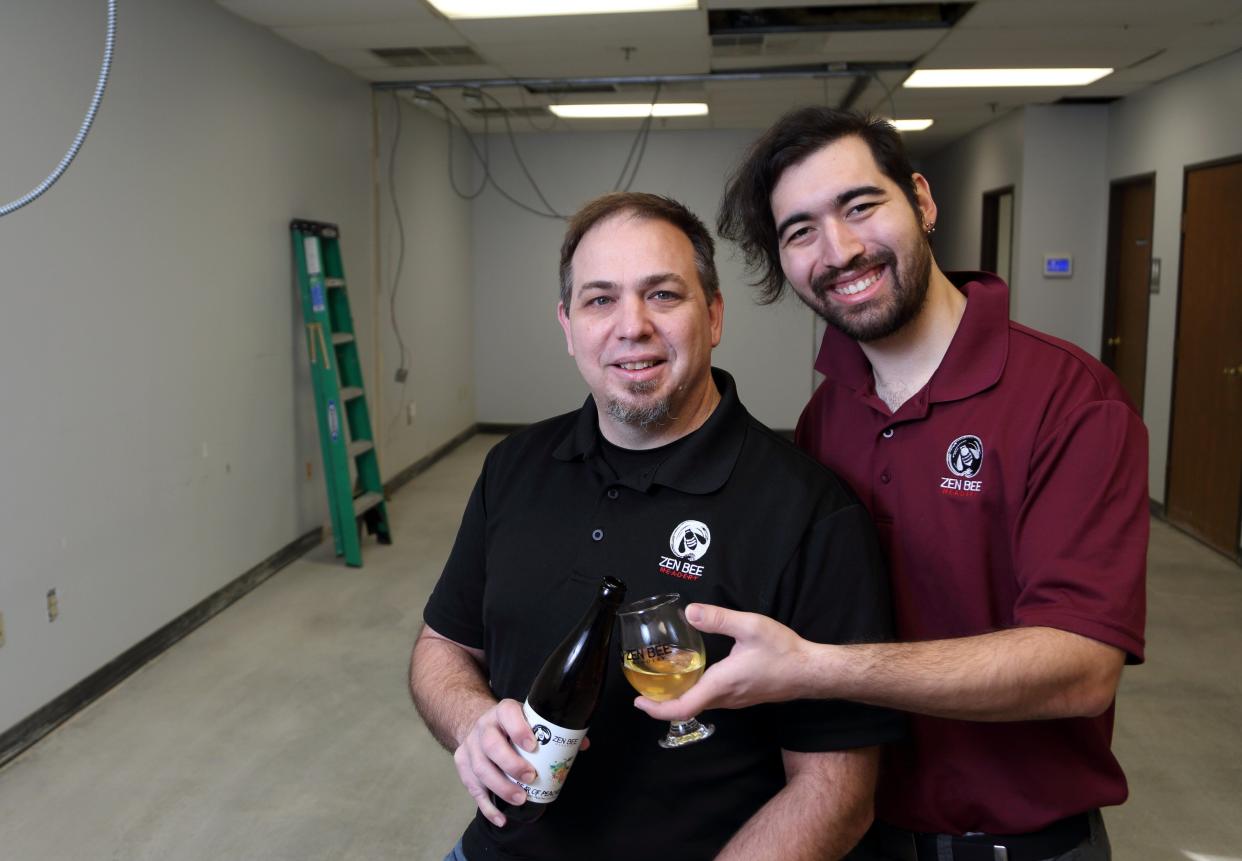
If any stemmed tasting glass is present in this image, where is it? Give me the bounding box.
[617,593,715,749]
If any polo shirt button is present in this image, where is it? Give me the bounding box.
[606,488,619,500]
[591,528,604,541]
[882,428,894,439]
[880,472,891,484]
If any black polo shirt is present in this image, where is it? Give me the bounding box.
[425,369,903,861]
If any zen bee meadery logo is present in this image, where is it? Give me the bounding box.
[658,519,711,580]
[940,434,985,496]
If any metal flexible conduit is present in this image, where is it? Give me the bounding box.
[0,0,117,218]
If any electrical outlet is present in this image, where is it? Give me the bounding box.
[406,402,417,425]
[47,589,59,622]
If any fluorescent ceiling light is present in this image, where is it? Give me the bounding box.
[904,68,1113,88]
[889,118,934,131]
[550,103,709,119]
[428,0,697,19]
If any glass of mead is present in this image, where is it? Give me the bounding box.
[617,593,715,749]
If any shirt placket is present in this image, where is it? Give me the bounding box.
[575,481,627,576]
[874,420,899,521]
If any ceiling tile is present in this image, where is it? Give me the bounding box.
[217,0,1242,138]
[215,0,445,28]
[480,37,710,77]
[274,20,464,51]
[709,28,940,68]
[920,26,1170,68]
[453,9,706,43]
[960,0,1241,28]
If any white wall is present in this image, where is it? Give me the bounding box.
[375,97,476,472]
[0,0,371,733]
[922,104,1112,351]
[1107,49,1242,502]
[1015,105,1111,349]
[922,109,1025,279]
[471,128,814,430]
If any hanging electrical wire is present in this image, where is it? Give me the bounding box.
[439,92,490,200]
[426,91,569,220]
[613,83,662,192]
[478,89,567,218]
[868,70,899,123]
[421,84,676,218]
[387,94,410,388]
[1,0,117,218]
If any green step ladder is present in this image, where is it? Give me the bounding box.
[291,219,392,567]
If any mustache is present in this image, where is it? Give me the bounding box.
[810,251,895,297]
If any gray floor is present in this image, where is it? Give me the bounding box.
[0,434,1239,860]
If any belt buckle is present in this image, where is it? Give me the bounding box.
[991,847,1009,861]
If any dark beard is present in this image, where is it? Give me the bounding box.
[607,380,672,429]
[805,240,933,342]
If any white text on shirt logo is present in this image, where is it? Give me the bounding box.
[659,519,711,580]
[941,434,984,496]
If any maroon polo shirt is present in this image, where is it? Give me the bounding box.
[796,272,1148,835]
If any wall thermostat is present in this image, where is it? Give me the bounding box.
[1043,254,1073,278]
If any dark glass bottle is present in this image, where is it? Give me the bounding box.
[498,576,627,824]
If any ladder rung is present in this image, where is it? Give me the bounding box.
[353,492,383,516]
[348,440,374,458]
[341,387,364,401]
[325,278,345,288]
[332,332,354,345]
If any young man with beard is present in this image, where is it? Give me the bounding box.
[637,108,1148,860]
[409,191,904,861]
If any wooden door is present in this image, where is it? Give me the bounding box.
[1167,158,1242,557]
[1102,177,1154,413]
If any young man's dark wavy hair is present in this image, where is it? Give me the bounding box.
[559,192,720,312]
[717,107,921,304]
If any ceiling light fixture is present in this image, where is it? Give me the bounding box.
[889,118,934,131]
[904,68,1113,88]
[549,103,709,118]
[427,0,696,19]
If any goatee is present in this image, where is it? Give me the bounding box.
[607,380,672,429]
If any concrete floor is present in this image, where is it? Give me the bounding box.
[0,434,1239,860]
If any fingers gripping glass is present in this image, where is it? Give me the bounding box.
[618,594,715,749]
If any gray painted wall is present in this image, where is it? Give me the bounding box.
[922,109,1025,284]
[0,0,373,733]
[470,128,815,430]
[1016,104,1111,350]
[374,97,476,473]
[922,103,1112,351]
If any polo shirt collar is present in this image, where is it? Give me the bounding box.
[552,367,746,495]
[927,271,1009,403]
[813,270,1010,408]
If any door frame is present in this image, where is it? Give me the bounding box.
[1165,153,1242,560]
[1107,171,1152,412]
[1100,172,1155,364]
[980,185,1015,279]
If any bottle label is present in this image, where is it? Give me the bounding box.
[509,701,586,805]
